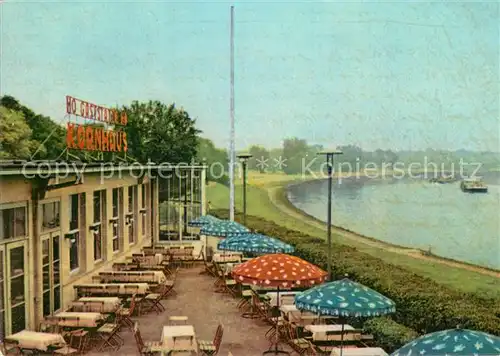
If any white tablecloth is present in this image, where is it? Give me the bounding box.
[161,325,198,351]
[75,283,149,295]
[77,297,121,313]
[102,271,166,283]
[305,324,355,341]
[54,312,104,327]
[266,291,298,306]
[330,347,388,356]
[5,331,66,351]
[213,253,241,263]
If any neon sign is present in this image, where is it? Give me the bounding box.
[65,95,128,152]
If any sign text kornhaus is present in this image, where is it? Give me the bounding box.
[66,95,128,152]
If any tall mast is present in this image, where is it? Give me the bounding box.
[229,5,236,221]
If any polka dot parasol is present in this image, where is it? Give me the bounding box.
[231,253,328,288]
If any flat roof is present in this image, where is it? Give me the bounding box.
[0,160,206,176]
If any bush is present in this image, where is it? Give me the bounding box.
[212,209,500,337]
[364,317,418,353]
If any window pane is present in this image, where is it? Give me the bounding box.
[11,304,25,334]
[1,208,27,239]
[42,290,51,317]
[112,188,118,217]
[14,207,26,237]
[93,226,102,261]
[70,195,79,230]
[128,186,133,212]
[93,191,101,223]
[42,239,49,265]
[53,236,60,261]
[128,222,134,244]
[42,265,50,291]
[112,223,119,252]
[42,202,60,230]
[69,232,79,270]
[141,184,146,208]
[53,286,61,312]
[0,310,4,342]
[10,246,23,278]
[11,275,24,305]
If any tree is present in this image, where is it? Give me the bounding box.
[0,96,66,159]
[282,137,309,175]
[0,106,41,159]
[248,145,270,173]
[197,137,229,185]
[122,101,201,164]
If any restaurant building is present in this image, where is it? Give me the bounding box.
[0,161,206,340]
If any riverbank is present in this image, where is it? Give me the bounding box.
[206,172,500,299]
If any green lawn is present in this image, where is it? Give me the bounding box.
[207,177,500,299]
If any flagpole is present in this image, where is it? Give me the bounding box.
[229,5,236,221]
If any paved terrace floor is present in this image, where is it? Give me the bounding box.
[88,266,293,356]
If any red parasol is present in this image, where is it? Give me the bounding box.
[232,253,328,288]
[232,254,328,355]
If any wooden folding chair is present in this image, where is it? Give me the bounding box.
[198,324,224,356]
[117,293,138,330]
[286,321,316,355]
[133,322,162,355]
[143,283,174,314]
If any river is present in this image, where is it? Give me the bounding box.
[287,172,500,270]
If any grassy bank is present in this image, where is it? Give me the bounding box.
[206,172,500,299]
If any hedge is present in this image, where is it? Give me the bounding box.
[213,209,500,337]
[363,317,419,353]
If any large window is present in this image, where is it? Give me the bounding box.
[141,184,148,237]
[127,186,136,244]
[158,168,203,241]
[112,188,122,252]
[68,194,80,271]
[92,191,105,261]
[42,202,60,231]
[0,207,27,240]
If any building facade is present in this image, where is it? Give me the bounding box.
[0,162,206,340]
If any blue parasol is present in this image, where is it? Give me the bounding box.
[188,214,221,227]
[199,220,250,238]
[391,327,500,356]
[217,233,294,254]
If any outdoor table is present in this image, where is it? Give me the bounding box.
[161,325,198,353]
[280,304,331,326]
[330,347,388,356]
[305,324,355,341]
[54,311,104,327]
[212,253,242,263]
[77,297,121,313]
[99,271,166,284]
[5,331,66,351]
[266,291,298,306]
[74,283,149,296]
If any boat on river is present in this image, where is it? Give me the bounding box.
[460,177,488,193]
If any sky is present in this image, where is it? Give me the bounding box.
[2,0,499,152]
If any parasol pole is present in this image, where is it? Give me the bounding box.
[263,286,288,355]
[340,320,345,356]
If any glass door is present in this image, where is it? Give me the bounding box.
[6,241,28,335]
[41,233,61,317]
[0,247,5,341]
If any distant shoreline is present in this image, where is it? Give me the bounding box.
[274,177,500,277]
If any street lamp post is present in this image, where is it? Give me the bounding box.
[237,153,252,226]
[317,149,343,280]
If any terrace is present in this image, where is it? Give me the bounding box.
[3,244,383,355]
